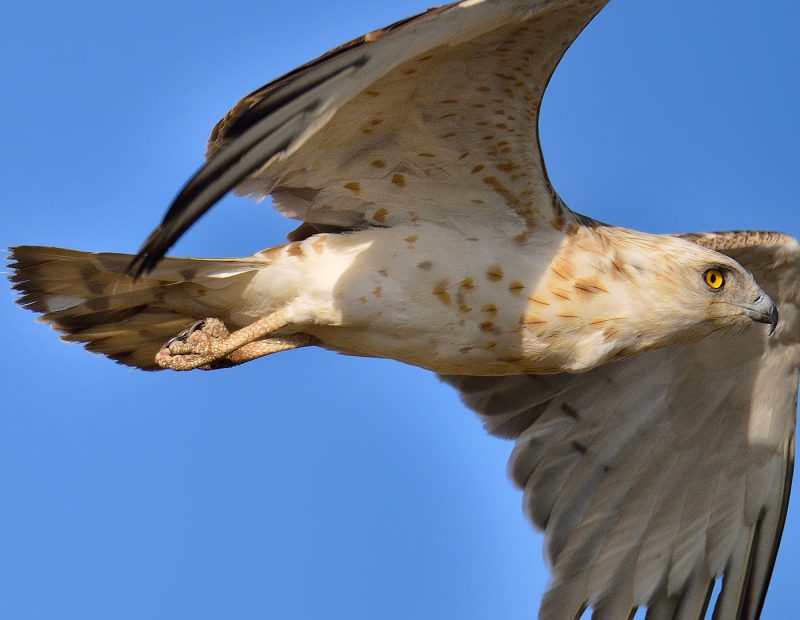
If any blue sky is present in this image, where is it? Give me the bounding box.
[2,1,798,618]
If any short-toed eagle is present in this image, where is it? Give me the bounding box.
[10,1,798,618]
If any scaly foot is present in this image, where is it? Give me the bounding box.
[155,309,311,371]
[156,318,231,370]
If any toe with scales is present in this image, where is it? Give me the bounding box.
[155,310,317,371]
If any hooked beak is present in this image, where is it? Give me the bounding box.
[742,294,779,335]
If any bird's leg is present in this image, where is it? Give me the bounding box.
[203,334,319,370]
[156,310,313,371]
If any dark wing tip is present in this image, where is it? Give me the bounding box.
[205,4,454,158]
[126,226,167,279]
[128,48,376,277]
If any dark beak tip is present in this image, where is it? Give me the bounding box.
[769,304,779,336]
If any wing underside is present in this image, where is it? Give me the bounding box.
[129,0,609,275]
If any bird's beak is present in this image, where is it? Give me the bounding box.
[741,294,779,335]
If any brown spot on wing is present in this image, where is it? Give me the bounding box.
[391,174,406,188]
[287,243,305,259]
[417,260,433,271]
[482,176,518,208]
[257,244,288,261]
[370,159,387,169]
[495,161,519,172]
[482,304,498,317]
[456,279,474,313]
[458,303,472,314]
[373,208,389,223]
[479,320,498,333]
[508,280,525,295]
[433,280,451,306]
[311,237,326,255]
[343,181,361,194]
[487,265,504,282]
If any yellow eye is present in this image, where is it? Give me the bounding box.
[704,268,725,290]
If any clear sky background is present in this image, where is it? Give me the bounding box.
[2,1,798,618]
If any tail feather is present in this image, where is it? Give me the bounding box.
[9,246,267,370]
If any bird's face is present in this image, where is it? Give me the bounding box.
[519,231,779,373]
[633,238,779,341]
[693,262,778,333]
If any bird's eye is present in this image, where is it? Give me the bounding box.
[704,268,725,290]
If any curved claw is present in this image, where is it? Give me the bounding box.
[163,319,206,348]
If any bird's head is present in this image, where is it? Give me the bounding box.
[614,233,778,345]
[520,228,779,374]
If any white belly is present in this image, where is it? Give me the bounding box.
[241,222,620,375]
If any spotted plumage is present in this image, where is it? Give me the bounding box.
[8,1,798,618]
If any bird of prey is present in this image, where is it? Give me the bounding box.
[9,0,798,618]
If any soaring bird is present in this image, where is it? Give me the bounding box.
[9,1,798,618]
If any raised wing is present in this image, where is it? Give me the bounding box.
[443,231,800,619]
[129,0,609,275]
